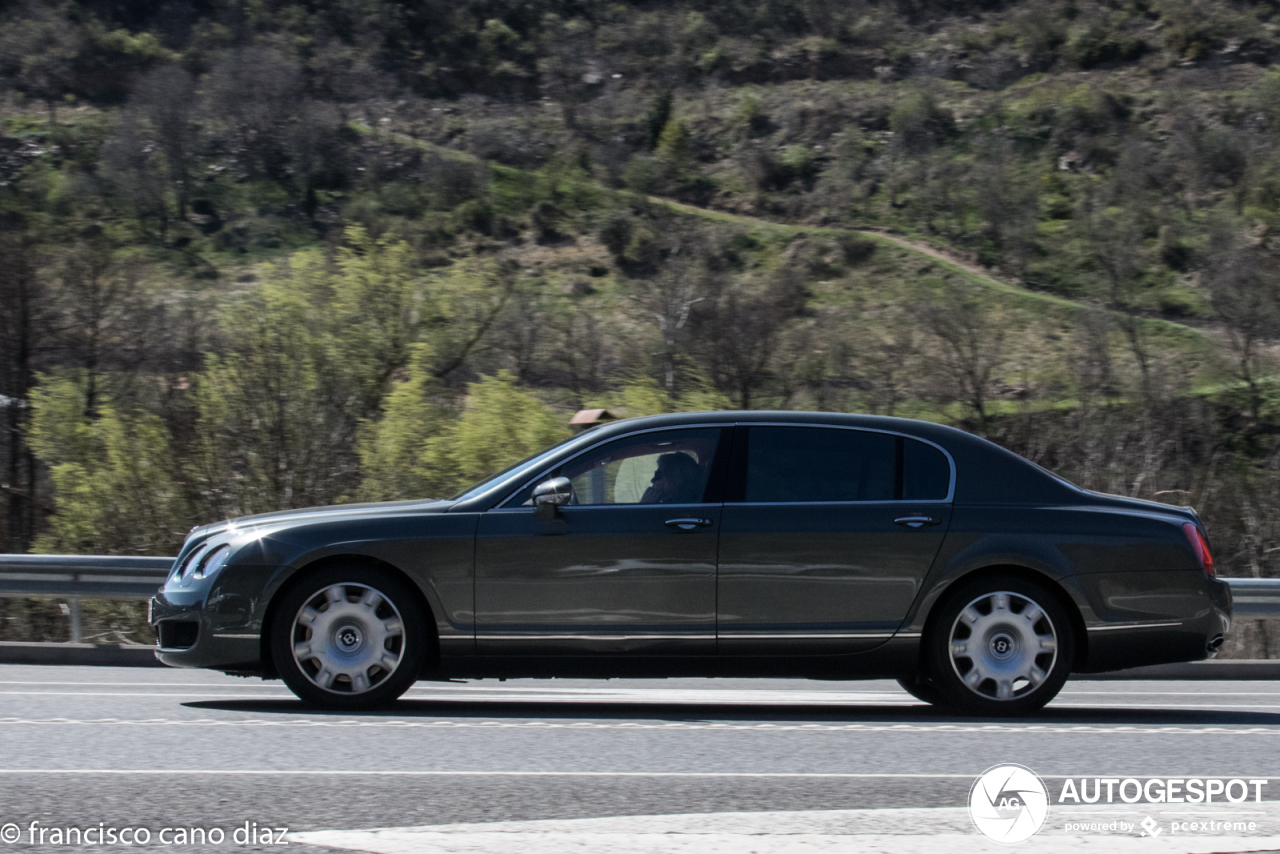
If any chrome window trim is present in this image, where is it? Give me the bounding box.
[476,633,717,641]
[729,500,951,506]
[488,502,719,513]
[718,632,896,639]
[1086,620,1183,632]
[494,420,957,509]
[495,423,729,509]
[478,631,897,640]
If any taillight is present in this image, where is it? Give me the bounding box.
[1182,522,1216,578]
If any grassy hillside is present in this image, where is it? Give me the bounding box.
[1,0,1279,605]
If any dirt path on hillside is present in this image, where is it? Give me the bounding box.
[853,229,1006,288]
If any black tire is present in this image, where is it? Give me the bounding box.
[271,566,428,710]
[896,676,948,707]
[924,575,1075,717]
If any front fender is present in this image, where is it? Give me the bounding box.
[226,512,479,655]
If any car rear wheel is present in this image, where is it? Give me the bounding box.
[925,575,1074,717]
[271,566,427,709]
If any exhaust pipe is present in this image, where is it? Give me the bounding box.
[1207,635,1225,653]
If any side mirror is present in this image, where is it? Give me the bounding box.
[532,477,573,521]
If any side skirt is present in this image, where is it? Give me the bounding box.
[438,638,920,680]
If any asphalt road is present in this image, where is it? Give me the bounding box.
[1,665,1279,852]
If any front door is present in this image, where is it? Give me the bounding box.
[717,425,953,654]
[475,426,728,654]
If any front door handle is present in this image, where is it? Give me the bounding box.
[894,515,940,528]
[666,517,713,531]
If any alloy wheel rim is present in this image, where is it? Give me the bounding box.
[290,583,405,695]
[948,591,1057,701]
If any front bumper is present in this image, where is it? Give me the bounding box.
[150,564,291,671]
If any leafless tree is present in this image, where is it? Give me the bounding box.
[1072,306,1116,408]
[102,111,169,237]
[430,259,519,381]
[855,310,919,416]
[974,134,1039,275]
[916,279,1006,435]
[205,47,302,182]
[134,65,197,218]
[1076,172,1152,396]
[495,282,547,383]
[629,243,712,393]
[1204,220,1280,423]
[0,225,51,550]
[550,308,608,406]
[4,3,77,125]
[58,240,153,418]
[697,268,807,409]
[538,17,599,135]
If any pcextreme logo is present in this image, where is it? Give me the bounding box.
[969,764,1051,844]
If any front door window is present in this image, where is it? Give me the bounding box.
[510,428,722,507]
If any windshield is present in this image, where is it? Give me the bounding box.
[447,431,598,503]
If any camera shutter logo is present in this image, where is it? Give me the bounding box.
[969,764,1050,844]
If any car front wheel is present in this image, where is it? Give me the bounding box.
[896,676,947,707]
[925,576,1074,717]
[271,567,427,709]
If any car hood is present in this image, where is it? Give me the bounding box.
[189,498,456,539]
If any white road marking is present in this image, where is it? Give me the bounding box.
[3,690,1280,713]
[0,680,288,688]
[0,770,982,777]
[0,769,1272,780]
[1062,691,1280,696]
[2,680,1280,698]
[0,717,1278,735]
[0,691,294,698]
[291,806,1280,854]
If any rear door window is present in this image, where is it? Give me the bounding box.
[746,427,895,502]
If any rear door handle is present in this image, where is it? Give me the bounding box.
[894,515,940,528]
[666,517,713,530]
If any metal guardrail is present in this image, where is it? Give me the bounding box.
[1220,578,1280,619]
[0,554,173,599]
[0,554,1279,641]
[2,554,1280,609]
[0,555,173,643]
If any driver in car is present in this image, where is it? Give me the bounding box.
[641,452,703,504]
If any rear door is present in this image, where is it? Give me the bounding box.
[717,425,953,654]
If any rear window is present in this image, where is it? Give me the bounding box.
[904,438,950,500]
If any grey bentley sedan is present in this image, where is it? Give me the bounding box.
[150,411,1231,715]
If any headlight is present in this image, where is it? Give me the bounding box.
[194,544,232,579]
[178,543,211,580]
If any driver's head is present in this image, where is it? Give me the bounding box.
[649,452,701,502]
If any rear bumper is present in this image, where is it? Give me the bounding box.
[1077,575,1231,673]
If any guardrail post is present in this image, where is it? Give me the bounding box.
[68,598,82,644]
